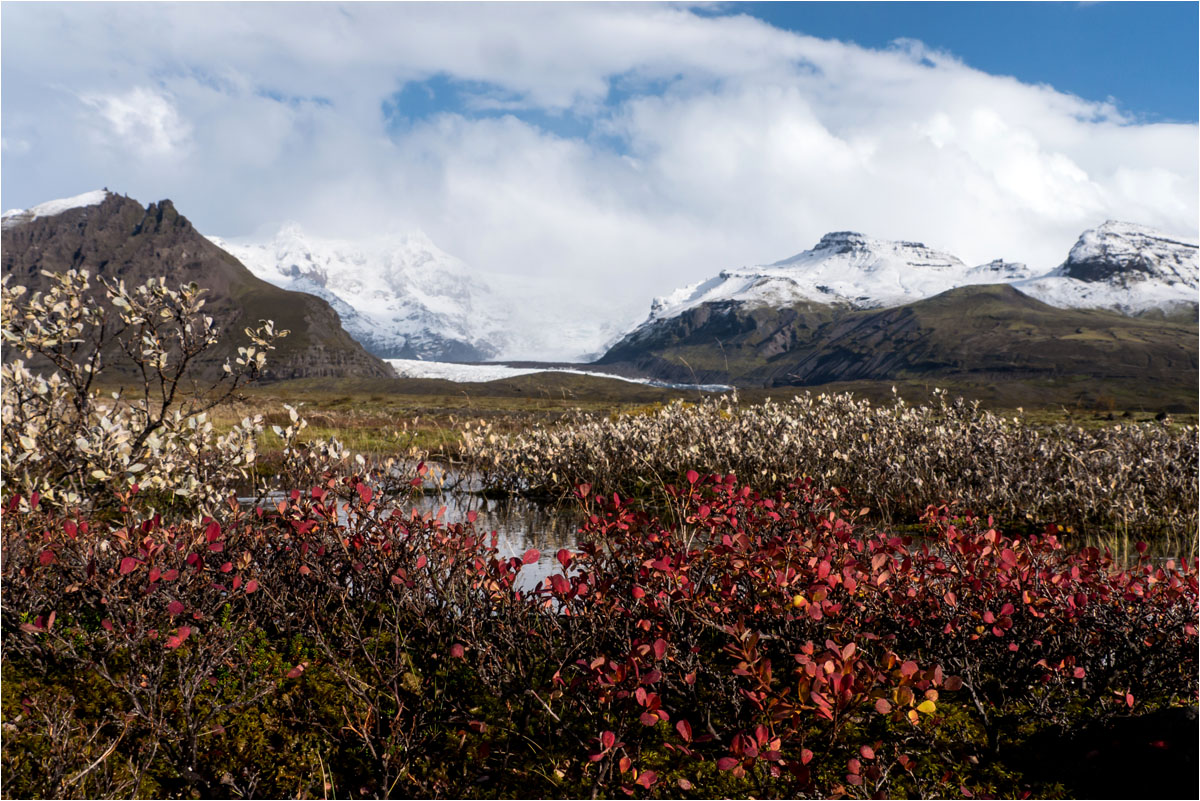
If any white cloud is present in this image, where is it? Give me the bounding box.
[79,87,191,158]
[1,3,1195,349]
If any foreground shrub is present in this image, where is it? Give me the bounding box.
[3,474,1196,798]
[1,271,412,520]
[459,391,1199,553]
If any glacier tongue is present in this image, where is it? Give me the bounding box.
[210,225,509,361]
[208,224,635,363]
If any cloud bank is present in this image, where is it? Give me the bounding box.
[3,3,1196,334]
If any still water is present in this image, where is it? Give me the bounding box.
[241,478,587,592]
[407,491,586,591]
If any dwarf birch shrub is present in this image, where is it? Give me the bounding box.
[460,391,1199,551]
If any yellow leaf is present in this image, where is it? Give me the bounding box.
[916,700,937,715]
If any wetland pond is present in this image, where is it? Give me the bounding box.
[244,467,587,592]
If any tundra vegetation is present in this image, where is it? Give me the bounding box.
[2,273,1197,799]
[458,392,1199,559]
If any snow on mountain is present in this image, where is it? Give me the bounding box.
[641,231,1007,327]
[1016,221,1198,315]
[629,223,1198,337]
[210,224,510,361]
[2,189,109,230]
[210,224,635,363]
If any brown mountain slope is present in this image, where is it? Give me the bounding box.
[596,285,1198,410]
[1,192,394,380]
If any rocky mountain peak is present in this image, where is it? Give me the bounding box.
[1,188,112,230]
[1062,221,1198,287]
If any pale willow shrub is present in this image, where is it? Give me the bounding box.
[460,391,1199,549]
[1,269,330,515]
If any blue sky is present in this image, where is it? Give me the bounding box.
[2,2,1196,334]
[745,2,1199,123]
[377,3,1199,146]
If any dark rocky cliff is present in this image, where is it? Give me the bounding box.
[2,193,395,380]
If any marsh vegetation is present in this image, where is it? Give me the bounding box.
[2,273,1196,799]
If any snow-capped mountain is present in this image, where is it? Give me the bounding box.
[2,189,109,230]
[645,232,973,324]
[210,224,510,361]
[1016,221,1198,315]
[210,224,634,363]
[628,222,1197,338]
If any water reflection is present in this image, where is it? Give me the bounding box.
[409,492,585,591]
[240,480,585,593]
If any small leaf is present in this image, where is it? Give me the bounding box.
[168,600,185,615]
[686,470,699,485]
[522,548,540,565]
[601,730,616,750]
[286,662,308,679]
[717,757,739,771]
[119,557,139,575]
[165,626,192,649]
[916,699,937,715]
[244,580,259,594]
[635,770,657,788]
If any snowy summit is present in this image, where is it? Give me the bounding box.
[2,189,109,230]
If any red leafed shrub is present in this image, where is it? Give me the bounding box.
[3,472,1196,799]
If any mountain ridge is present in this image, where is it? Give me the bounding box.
[1,192,396,381]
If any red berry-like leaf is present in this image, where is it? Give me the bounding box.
[635,770,657,788]
[165,626,192,649]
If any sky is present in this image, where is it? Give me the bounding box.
[2,1,1197,339]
